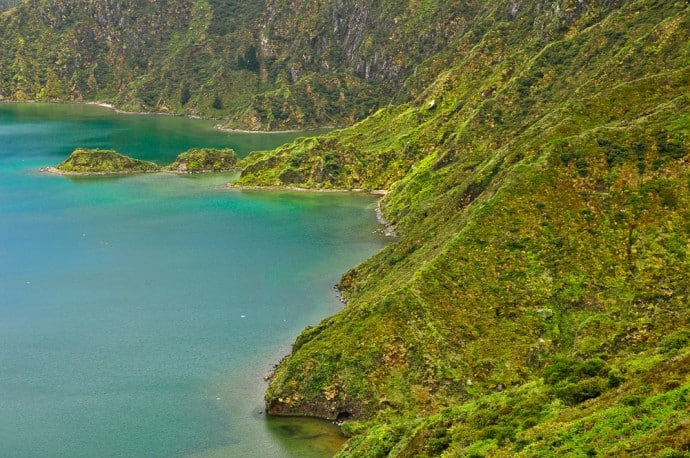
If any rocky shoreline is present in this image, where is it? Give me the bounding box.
[38,166,160,176]
[0,99,328,134]
[228,184,398,237]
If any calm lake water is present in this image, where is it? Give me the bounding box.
[0,103,388,457]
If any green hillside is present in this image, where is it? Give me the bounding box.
[4,0,690,455]
[238,0,690,455]
[0,0,475,130]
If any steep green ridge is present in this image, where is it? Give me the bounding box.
[0,0,476,130]
[237,0,690,455]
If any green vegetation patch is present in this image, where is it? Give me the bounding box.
[166,147,238,172]
[56,148,160,174]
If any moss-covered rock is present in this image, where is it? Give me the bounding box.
[166,147,238,172]
[55,148,160,174]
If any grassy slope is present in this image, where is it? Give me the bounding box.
[238,0,690,455]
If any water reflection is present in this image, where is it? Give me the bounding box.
[267,416,346,457]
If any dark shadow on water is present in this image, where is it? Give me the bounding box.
[266,415,346,458]
[64,174,134,183]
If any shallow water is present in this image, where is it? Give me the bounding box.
[0,104,387,457]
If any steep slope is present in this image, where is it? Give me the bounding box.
[0,0,478,130]
[237,0,690,455]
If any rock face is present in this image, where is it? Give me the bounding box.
[56,148,160,174]
[265,389,361,422]
[257,0,463,87]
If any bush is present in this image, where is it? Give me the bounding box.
[553,378,606,406]
[426,428,451,454]
[658,448,686,458]
[620,395,642,407]
[579,358,607,377]
[544,358,582,385]
[543,357,613,405]
[607,369,626,388]
[212,95,223,109]
[659,330,690,353]
[656,132,687,159]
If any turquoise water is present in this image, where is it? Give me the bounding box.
[0,104,387,457]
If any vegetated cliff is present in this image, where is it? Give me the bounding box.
[238,0,690,455]
[0,0,475,130]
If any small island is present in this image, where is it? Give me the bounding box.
[43,147,238,175]
[51,148,160,174]
[166,147,238,173]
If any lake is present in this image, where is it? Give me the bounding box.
[0,103,388,457]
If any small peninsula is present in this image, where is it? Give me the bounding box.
[47,147,238,175]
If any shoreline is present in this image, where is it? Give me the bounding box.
[226,183,388,195]
[38,166,159,176]
[0,99,335,134]
[38,166,239,177]
[41,164,399,236]
[228,184,398,236]
[213,123,338,135]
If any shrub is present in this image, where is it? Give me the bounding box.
[543,357,613,405]
[212,95,223,109]
[659,330,690,353]
[553,378,606,405]
[656,132,687,159]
